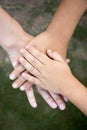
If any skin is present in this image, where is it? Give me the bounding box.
[19,46,87,116]
[9,0,87,108]
[0,7,67,109]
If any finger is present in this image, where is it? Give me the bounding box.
[20,48,44,70]
[47,49,65,62]
[36,86,57,109]
[20,80,32,91]
[9,64,25,80]
[12,75,26,88]
[25,46,50,64]
[49,92,66,110]
[13,59,20,68]
[66,58,70,64]
[22,72,41,86]
[25,86,37,108]
[19,57,40,77]
[63,96,68,102]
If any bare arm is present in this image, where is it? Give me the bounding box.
[46,0,87,58]
[62,75,87,116]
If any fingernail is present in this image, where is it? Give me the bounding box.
[20,86,25,91]
[20,49,24,53]
[32,102,37,108]
[59,104,66,110]
[51,102,57,109]
[19,57,24,62]
[9,74,16,80]
[13,62,18,68]
[26,45,29,49]
[64,97,68,102]
[47,49,52,53]
[12,83,18,88]
[22,73,25,77]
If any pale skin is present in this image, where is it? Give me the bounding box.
[0,7,69,110]
[19,46,87,116]
[10,0,87,108]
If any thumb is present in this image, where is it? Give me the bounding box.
[47,49,64,62]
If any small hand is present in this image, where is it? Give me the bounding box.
[10,63,67,110]
[19,46,71,94]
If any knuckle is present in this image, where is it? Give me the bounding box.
[35,51,42,61]
[31,57,36,64]
[30,66,34,72]
[26,64,34,72]
[36,52,41,58]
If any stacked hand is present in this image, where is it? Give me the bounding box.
[9,31,69,110]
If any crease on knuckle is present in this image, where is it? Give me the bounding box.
[35,52,42,61]
[31,57,36,65]
[26,64,34,73]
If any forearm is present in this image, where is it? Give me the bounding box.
[62,75,87,115]
[47,0,87,58]
[0,7,30,51]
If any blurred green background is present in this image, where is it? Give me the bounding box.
[0,0,87,130]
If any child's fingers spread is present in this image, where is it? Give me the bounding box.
[47,49,64,62]
[49,92,66,110]
[25,46,50,64]
[19,57,40,77]
[9,65,25,80]
[12,75,26,88]
[25,87,37,108]
[22,72,41,86]
[36,86,57,109]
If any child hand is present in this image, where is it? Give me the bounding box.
[19,46,71,95]
[10,59,67,110]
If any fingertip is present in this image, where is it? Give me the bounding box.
[9,73,16,80]
[32,103,37,108]
[47,49,52,53]
[20,85,25,91]
[13,61,19,68]
[22,72,26,77]
[66,58,70,64]
[20,48,24,53]
[47,49,54,58]
[25,45,29,50]
[59,104,66,110]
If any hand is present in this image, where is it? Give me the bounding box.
[19,46,71,94]
[10,31,68,110]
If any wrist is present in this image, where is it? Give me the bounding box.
[1,16,32,52]
[45,30,67,58]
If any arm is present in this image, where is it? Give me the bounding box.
[62,75,87,116]
[0,7,32,62]
[46,0,87,58]
[0,7,30,47]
